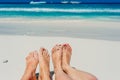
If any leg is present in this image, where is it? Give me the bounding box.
[21,51,39,80]
[52,44,73,80]
[38,48,50,80]
[62,44,97,80]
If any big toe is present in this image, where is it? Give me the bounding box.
[39,48,50,59]
[63,43,72,52]
[43,49,48,56]
[52,44,62,53]
[39,48,45,56]
[26,52,34,61]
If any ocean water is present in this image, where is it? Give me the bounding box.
[0,4,120,41]
[0,4,120,19]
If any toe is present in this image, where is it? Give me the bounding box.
[33,50,38,60]
[29,52,34,57]
[39,48,44,56]
[52,45,57,53]
[52,44,62,54]
[26,52,33,59]
[43,49,47,56]
[63,44,67,48]
[46,51,50,58]
[52,47,55,53]
[66,44,72,51]
[45,50,48,56]
[26,52,32,61]
[44,50,50,59]
[26,56,29,60]
[55,44,60,48]
[63,43,72,51]
[47,54,50,57]
[57,44,62,50]
[58,44,62,46]
[47,52,50,57]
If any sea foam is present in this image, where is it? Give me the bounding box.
[0,8,120,13]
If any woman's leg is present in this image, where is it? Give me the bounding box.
[52,44,73,80]
[62,44,97,80]
[38,48,50,80]
[21,51,39,80]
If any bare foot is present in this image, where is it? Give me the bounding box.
[38,48,50,80]
[62,44,72,70]
[62,44,97,80]
[52,44,73,80]
[21,51,39,80]
[52,44,63,72]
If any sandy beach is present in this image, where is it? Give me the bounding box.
[0,18,120,41]
[0,3,120,80]
[0,35,120,80]
[0,18,120,80]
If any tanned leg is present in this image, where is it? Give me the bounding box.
[21,51,39,80]
[38,48,50,80]
[52,44,73,80]
[62,44,97,80]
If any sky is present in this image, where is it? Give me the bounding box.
[0,0,120,3]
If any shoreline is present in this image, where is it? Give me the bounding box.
[0,17,120,22]
[0,18,120,41]
[0,17,120,28]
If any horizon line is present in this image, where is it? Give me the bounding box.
[0,2,120,4]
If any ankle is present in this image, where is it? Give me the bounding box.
[40,73,50,80]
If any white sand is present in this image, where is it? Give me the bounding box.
[0,18,120,41]
[0,35,120,80]
[0,18,120,80]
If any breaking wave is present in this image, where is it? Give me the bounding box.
[0,8,120,13]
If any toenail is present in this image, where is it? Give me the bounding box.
[63,44,67,46]
[43,48,45,51]
[35,50,37,53]
[59,44,61,46]
[41,48,45,51]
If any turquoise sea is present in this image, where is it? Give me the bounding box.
[0,4,120,19]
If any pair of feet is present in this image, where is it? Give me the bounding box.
[21,43,72,80]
